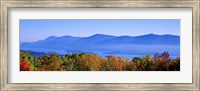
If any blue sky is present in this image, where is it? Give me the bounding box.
[20,19,180,42]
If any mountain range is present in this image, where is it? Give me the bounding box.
[21,34,180,53]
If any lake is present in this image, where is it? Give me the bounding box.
[21,44,180,59]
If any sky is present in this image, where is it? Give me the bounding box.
[20,19,180,42]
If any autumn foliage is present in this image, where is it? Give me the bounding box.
[20,51,180,71]
[20,60,30,71]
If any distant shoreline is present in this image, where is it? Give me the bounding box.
[20,49,180,60]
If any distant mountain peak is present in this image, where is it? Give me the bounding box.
[46,36,57,40]
[137,33,180,38]
[89,34,115,38]
[163,34,179,37]
[144,33,158,36]
[91,34,108,36]
[145,33,179,36]
[93,34,105,36]
[147,33,155,35]
[135,33,158,38]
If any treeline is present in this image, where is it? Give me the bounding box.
[20,51,180,71]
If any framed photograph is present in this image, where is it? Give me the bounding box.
[0,0,199,90]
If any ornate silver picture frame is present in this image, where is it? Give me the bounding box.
[0,0,199,90]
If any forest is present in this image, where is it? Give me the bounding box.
[20,51,180,71]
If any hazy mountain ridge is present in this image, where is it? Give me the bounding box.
[21,33,180,50]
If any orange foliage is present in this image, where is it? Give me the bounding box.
[20,51,180,71]
[117,60,123,71]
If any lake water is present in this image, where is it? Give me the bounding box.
[21,45,180,59]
